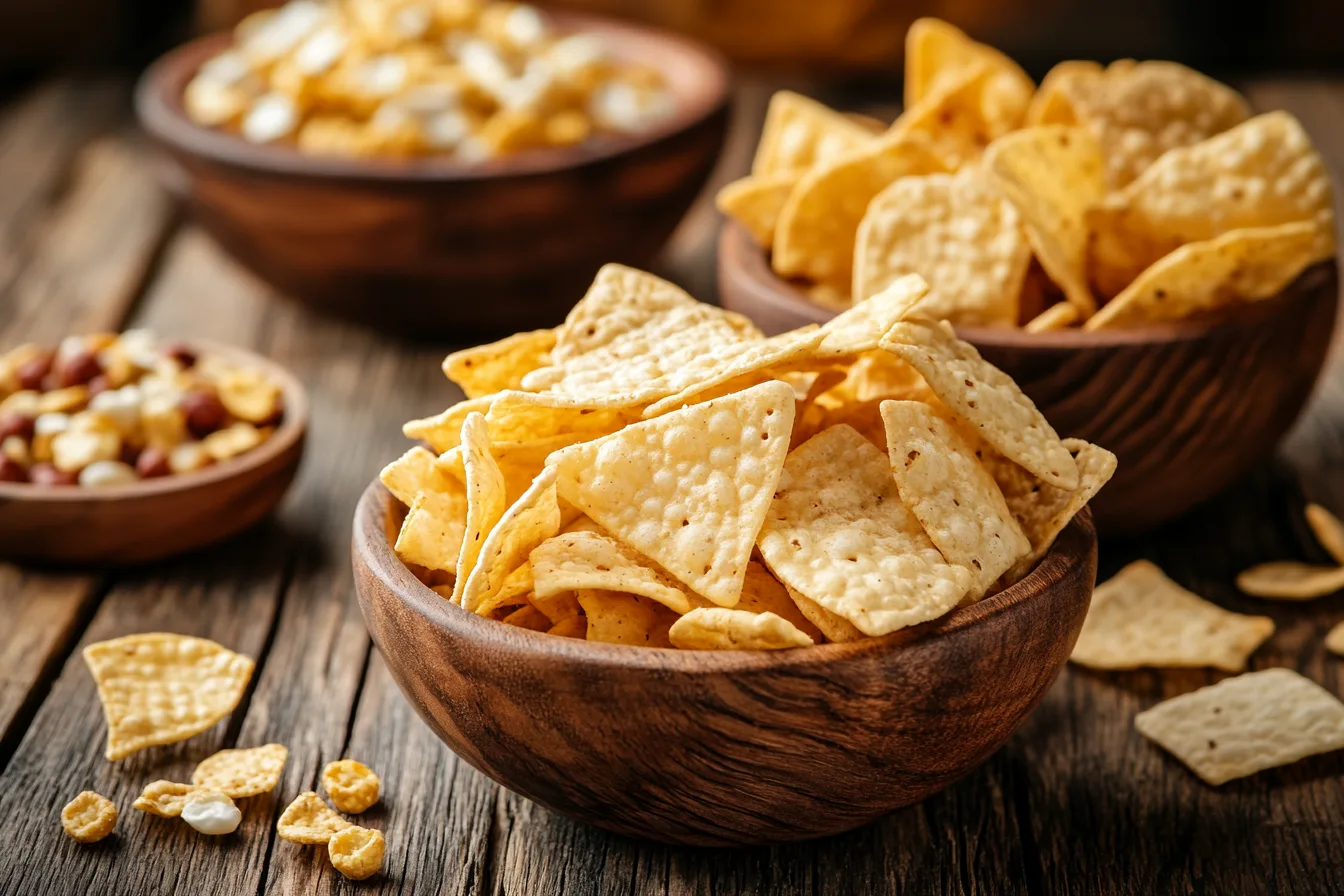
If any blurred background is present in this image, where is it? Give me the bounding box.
[4,0,1342,77]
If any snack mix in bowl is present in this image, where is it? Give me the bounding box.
[382,264,1116,649]
[0,332,284,487]
[716,18,1337,330]
[184,0,675,159]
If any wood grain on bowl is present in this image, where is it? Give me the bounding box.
[0,342,306,565]
[134,16,731,337]
[353,479,1096,846]
[719,221,1340,536]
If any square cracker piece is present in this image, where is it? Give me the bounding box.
[881,320,1078,489]
[549,381,795,607]
[882,399,1029,595]
[1135,668,1344,785]
[757,423,973,636]
[1071,560,1273,671]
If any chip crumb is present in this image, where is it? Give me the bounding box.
[62,791,117,843]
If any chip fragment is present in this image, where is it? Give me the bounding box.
[277,791,352,844]
[758,424,973,636]
[1236,561,1344,600]
[83,633,255,761]
[1307,503,1344,565]
[715,172,796,248]
[882,400,1029,594]
[751,90,876,177]
[903,17,1034,135]
[450,412,508,604]
[576,590,675,647]
[322,759,381,814]
[1326,622,1344,657]
[529,530,693,614]
[881,320,1078,488]
[380,446,455,508]
[549,381,795,606]
[1134,668,1344,785]
[668,608,814,650]
[62,791,117,843]
[191,743,288,798]
[1071,561,1273,671]
[134,780,205,818]
[442,329,555,399]
[329,825,386,881]
[394,486,469,574]
[460,466,561,614]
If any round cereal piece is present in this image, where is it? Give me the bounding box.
[328,825,385,881]
[61,791,117,843]
[321,759,380,814]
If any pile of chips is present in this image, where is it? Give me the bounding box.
[717,18,1338,330]
[383,263,1115,649]
[0,331,285,487]
[66,631,387,880]
[1066,502,1344,785]
[183,0,674,160]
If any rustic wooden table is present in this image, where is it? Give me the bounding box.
[1,73,1343,896]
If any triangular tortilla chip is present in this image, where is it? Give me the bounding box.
[549,381,795,605]
[751,90,876,176]
[757,424,973,635]
[529,530,693,614]
[904,17,1034,136]
[441,329,555,399]
[83,633,254,761]
[450,413,508,604]
[715,172,797,248]
[461,466,562,614]
[380,446,456,508]
[575,590,675,647]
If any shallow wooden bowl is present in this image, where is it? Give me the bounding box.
[0,342,307,565]
[352,479,1097,846]
[134,17,731,337]
[718,221,1339,536]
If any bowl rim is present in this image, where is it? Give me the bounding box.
[134,11,732,184]
[718,219,1341,350]
[354,475,1097,673]
[0,338,308,504]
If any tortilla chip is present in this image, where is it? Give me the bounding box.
[380,446,455,508]
[442,329,555,399]
[1024,302,1080,332]
[716,172,797,248]
[668,608,814,650]
[904,18,1034,138]
[461,466,562,615]
[1306,503,1344,565]
[402,396,493,453]
[530,530,693,614]
[394,485,469,574]
[1026,60,1102,126]
[736,561,824,642]
[450,413,508,604]
[751,90,876,176]
[576,590,675,647]
[1236,561,1344,600]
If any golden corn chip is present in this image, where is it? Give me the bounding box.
[277,791,352,844]
[1084,220,1333,330]
[191,743,288,798]
[1056,59,1250,188]
[62,791,117,843]
[813,274,930,357]
[736,561,824,642]
[1071,561,1273,671]
[1089,112,1335,296]
[550,381,795,606]
[758,424,973,636]
[715,172,797,248]
[501,604,552,631]
[329,825,385,881]
[803,280,852,311]
[1306,503,1344,565]
[1326,621,1344,657]
[784,584,865,643]
[491,562,536,611]
[751,90,876,177]
[881,320,1079,489]
[1024,303,1080,332]
[134,780,203,817]
[379,445,455,507]
[668,608,814,650]
[1026,60,1102,126]
[394,486,468,575]
[990,439,1116,581]
[442,329,556,399]
[322,759,380,814]
[450,413,508,605]
[1134,668,1344,785]
[483,393,632,444]
[894,59,1026,171]
[547,615,587,639]
[402,395,493,453]
[461,466,562,615]
[1236,561,1344,600]
[854,168,1030,325]
[436,438,555,509]
[83,633,254,761]
[833,352,926,404]
[576,590,675,647]
[882,400,1029,595]
[903,18,1034,137]
[772,129,948,284]
[984,126,1104,315]
[530,531,693,614]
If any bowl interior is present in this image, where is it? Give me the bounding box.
[135,12,732,183]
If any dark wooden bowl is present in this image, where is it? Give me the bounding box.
[0,341,307,565]
[134,16,731,338]
[718,221,1339,536]
[352,479,1097,846]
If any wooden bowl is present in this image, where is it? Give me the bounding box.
[718,221,1340,536]
[134,17,731,338]
[352,479,1097,846]
[0,342,307,566]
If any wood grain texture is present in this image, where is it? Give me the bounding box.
[355,481,1097,846]
[719,220,1339,536]
[134,17,730,337]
